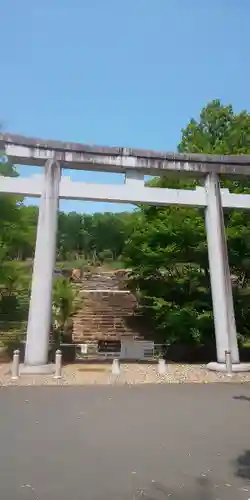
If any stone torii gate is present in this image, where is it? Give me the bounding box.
[1,133,250,374]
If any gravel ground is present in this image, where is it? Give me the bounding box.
[1,361,250,385]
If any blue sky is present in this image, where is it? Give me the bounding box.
[1,0,249,213]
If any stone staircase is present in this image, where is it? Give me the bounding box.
[79,270,128,291]
[72,271,144,344]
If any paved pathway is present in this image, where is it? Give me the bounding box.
[0,384,250,499]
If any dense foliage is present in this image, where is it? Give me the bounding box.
[57,210,136,263]
[3,205,136,264]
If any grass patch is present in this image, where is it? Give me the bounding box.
[56,258,88,271]
[102,260,126,270]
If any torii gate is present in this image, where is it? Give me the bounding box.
[1,133,250,374]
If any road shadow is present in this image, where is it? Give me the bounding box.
[233,395,250,402]
[234,449,250,481]
[232,395,250,481]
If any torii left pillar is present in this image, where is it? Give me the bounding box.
[20,159,61,374]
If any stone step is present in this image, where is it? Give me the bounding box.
[73,271,129,291]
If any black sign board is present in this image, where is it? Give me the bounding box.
[98,340,121,353]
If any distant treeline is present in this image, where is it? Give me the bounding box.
[4,202,137,263]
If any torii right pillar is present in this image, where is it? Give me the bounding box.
[205,172,250,372]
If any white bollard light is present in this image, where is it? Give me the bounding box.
[158,358,166,375]
[54,349,62,379]
[225,349,232,376]
[11,349,20,380]
[80,344,87,355]
[112,358,120,375]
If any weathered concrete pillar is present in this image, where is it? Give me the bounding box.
[21,159,61,374]
[205,173,250,372]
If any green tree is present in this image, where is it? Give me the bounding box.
[124,100,250,346]
[52,277,80,345]
[57,210,135,263]
[0,155,30,266]
[0,154,33,321]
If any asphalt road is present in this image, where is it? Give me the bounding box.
[0,384,250,500]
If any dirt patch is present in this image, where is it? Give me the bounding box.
[77,365,108,373]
